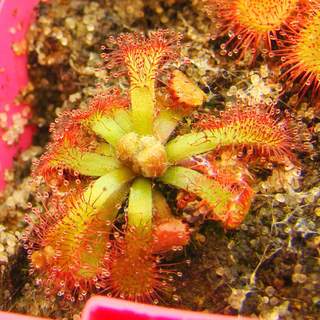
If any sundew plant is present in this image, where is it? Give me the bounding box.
[24,29,302,303]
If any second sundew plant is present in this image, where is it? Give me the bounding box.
[25,29,302,302]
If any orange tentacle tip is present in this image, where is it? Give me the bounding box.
[32,115,95,188]
[73,88,129,124]
[202,0,312,62]
[25,191,113,301]
[276,5,320,100]
[102,29,183,86]
[106,228,172,302]
[32,90,127,188]
[195,103,304,165]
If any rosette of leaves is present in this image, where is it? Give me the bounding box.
[25,30,301,302]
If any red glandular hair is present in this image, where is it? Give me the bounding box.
[32,89,128,188]
[102,29,182,85]
[195,104,303,165]
[72,88,129,124]
[104,228,173,302]
[24,191,112,301]
[202,0,312,61]
[32,111,95,188]
[276,5,320,99]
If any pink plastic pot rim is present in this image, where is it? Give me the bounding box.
[0,296,252,320]
[82,296,252,320]
[0,0,39,190]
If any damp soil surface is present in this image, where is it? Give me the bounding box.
[0,1,319,319]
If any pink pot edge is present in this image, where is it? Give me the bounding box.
[0,0,39,191]
[0,296,254,320]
